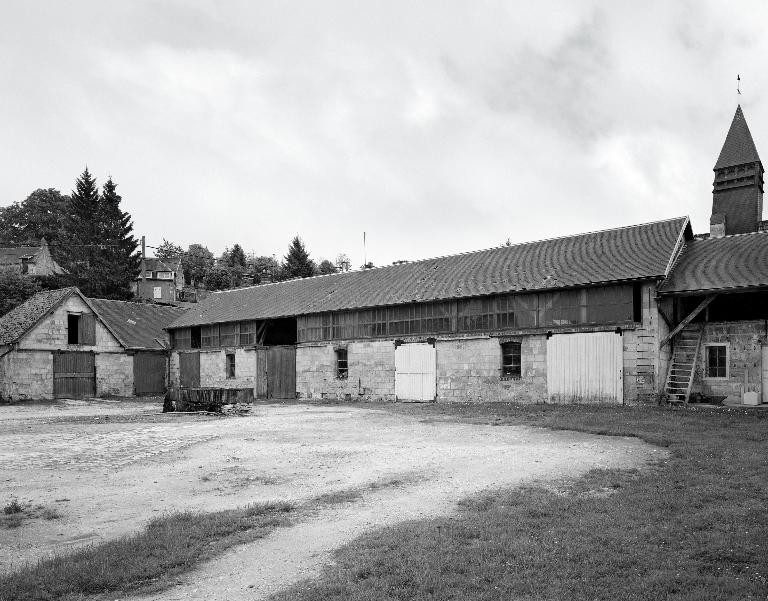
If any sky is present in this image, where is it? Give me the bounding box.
[2,1,768,268]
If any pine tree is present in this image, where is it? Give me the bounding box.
[96,177,141,299]
[66,167,101,289]
[283,236,317,279]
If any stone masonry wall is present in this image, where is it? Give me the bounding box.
[200,348,258,390]
[96,354,134,397]
[0,350,53,401]
[622,282,664,404]
[691,320,765,398]
[296,340,396,401]
[436,336,547,403]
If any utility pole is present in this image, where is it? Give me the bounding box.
[141,235,146,302]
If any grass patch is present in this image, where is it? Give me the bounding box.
[3,498,23,514]
[0,501,294,601]
[272,403,768,601]
[314,475,422,506]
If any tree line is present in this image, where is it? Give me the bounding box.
[154,236,351,291]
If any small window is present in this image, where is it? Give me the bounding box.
[226,353,236,378]
[501,341,522,378]
[153,286,162,299]
[706,345,728,379]
[157,272,173,280]
[336,348,348,379]
[67,314,80,344]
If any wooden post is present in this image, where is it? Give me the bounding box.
[140,235,146,302]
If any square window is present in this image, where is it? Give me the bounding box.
[501,341,522,378]
[226,353,236,378]
[706,345,727,379]
[336,348,348,379]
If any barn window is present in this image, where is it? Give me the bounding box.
[219,322,239,347]
[239,321,256,346]
[153,286,162,299]
[501,341,522,378]
[705,345,728,379]
[67,314,80,344]
[335,348,348,379]
[226,353,236,378]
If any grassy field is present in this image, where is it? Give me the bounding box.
[273,403,768,601]
[0,502,294,601]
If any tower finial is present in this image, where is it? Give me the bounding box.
[737,73,741,96]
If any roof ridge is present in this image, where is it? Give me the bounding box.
[692,230,768,242]
[210,216,689,296]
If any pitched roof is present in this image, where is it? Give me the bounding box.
[169,217,690,329]
[714,105,761,170]
[143,257,179,272]
[0,287,77,345]
[0,246,42,264]
[659,231,768,294]
[87,299,186,349]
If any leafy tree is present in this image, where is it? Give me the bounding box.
[202,266,233,291]
[95,178,140,299]
[283,236,316,279]
[335,253,351,272]
[155,239,184,261]
[317,259,337,275]
[183,244,214,286]
[0,269,42,316]
[227,244,246,269]
[247,254,284,284]
[0,189,71,266]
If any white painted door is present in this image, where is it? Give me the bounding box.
[395,343,436,401]
[546,332,623,403]
[762,346,768,404]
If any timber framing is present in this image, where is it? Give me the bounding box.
[659,295,718,348]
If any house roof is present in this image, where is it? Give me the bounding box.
[0,287,77,345]
[143,257,179,272]
[0,246,43,264]
[169,217,690,329]
[714,105,761,170]
[87,299,186,349]
[659,231,768,295]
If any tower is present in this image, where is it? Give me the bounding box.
[711,105,764,237]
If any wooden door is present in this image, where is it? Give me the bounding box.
[395,343,436,401]
[255,347,268,399]
[267,346,296,399]
[53,351,95,398]
[762,346,768,404]
[179,352,200,388]
[133,352,167,395]
[546,332,623,403]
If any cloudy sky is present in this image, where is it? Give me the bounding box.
[2,1,767,268]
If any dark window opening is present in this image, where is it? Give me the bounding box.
[191,326,201,349]
[226,353,236,378]
[501,341,522,378]
[336,348,348,379]
[67,314,80,344]
[632,283,643,322]
[706,345,727,378]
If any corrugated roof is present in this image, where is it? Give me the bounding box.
[0,287,77,345]
[659,231,768,294]
[714,105,761,170]
[169,217,689,329]
[87,299,186,349]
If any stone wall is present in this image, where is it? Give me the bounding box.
[436,336,547,403]
[622,282,664,403]
[0,350,53,400]
[96,353,134,397]
[691,320,765,398]
[200,348,258,390]
[296,340,396,401]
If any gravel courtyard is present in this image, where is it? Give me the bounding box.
[0,399,665,600]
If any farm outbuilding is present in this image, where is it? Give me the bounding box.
[0,288,185,401]
[165,104,768,406]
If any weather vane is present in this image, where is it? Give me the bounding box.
[737,74,741,96]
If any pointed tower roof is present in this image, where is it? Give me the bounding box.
[714,105,761,170]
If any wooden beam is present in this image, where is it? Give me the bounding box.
[657,303,673,330]
[660,295,717,348]
[257,321,269,346]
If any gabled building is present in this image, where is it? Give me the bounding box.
[0,238,66,276]
[0,288,185,401]
[132,257,184,303]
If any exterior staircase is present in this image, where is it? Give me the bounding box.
[664,324,704,403]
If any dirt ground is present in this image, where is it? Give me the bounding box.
[0,399,666,600]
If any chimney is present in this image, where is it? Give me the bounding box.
[710,213,726,238]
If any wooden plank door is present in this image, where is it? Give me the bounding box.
[267,346,296,399]
[133,352,167,395]
[179,352,200,388]
[395,343,436,401]
[53,351,95,398]
[255,347,268,399]
[546,332,623,403]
